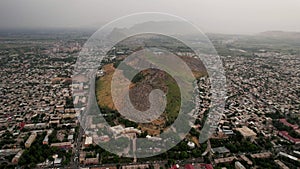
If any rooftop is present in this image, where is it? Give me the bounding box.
[235,126,256,137]
[211,146,230,154]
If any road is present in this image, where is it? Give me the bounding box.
[69,69,96,169]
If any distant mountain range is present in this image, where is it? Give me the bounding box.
[258,31,300,39]
[107,21,203,41]
[107,21,300,42]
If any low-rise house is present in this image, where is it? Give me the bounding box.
[50,142,72,149]
[25,132,37,148]
[11,150,24,164]
[67,134,74,142]
[84,153,99,165]
[0,148,22,157]
[84,136,93,147]
[279,119,298,130]
[235,161,246,169]
[278,131,300,144]
[274,160,290,169]
[54,158,62,166]
[250,152,272,159]
[279,152,300,163]
[214,156,236,164]
[240,155,253,165]
[43,135,49,145]
[211,146,230,156]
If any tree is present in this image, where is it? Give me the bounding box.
[189,128,200,137]
[192,148,202,158]
[180,151,189,159]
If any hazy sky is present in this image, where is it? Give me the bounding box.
[1,0,300,34]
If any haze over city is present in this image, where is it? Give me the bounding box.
[1,0,300,34]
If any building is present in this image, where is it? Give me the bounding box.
[50,142,72,149]
[43,135,49,145]
[274,160,290,169]
[279,152,300,163]
[84,136,93,147]
[279,119,298,130]
[235,126,256,139]
[185,164,195,169]
[84,156,99,165]
[146,135,162,141]
[54,158,62,166]
[35,123,49,129]
[211,146,230,155]
[278,131,300,144]
[68,134,74,142]
[25,132,37,148]
[11,150,24,164]
[250,152,272,159]
[223,129,235,135]
[0,149,22,157]
[122,164,149,169]
[24,124,35,129]
[79,151,86,164]
[240,155,253,165]
[42,130,53,145]
[197,164,214,169]
[235,161,246,169]
[110,125,141,136]
[90,167,117,169]
[169,164,179,169]
[187,141,196,149]
[214,156,236,164]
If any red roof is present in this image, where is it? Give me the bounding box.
[279,119,299,129]
[19,122,25,130]
[169,165,179,169]
[279,131,300,144]
[198,164,214,169]
[204,164,213,169]
[185,164,195,169]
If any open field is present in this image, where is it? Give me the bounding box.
[95,63,116,110]
[95,50,207,135]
